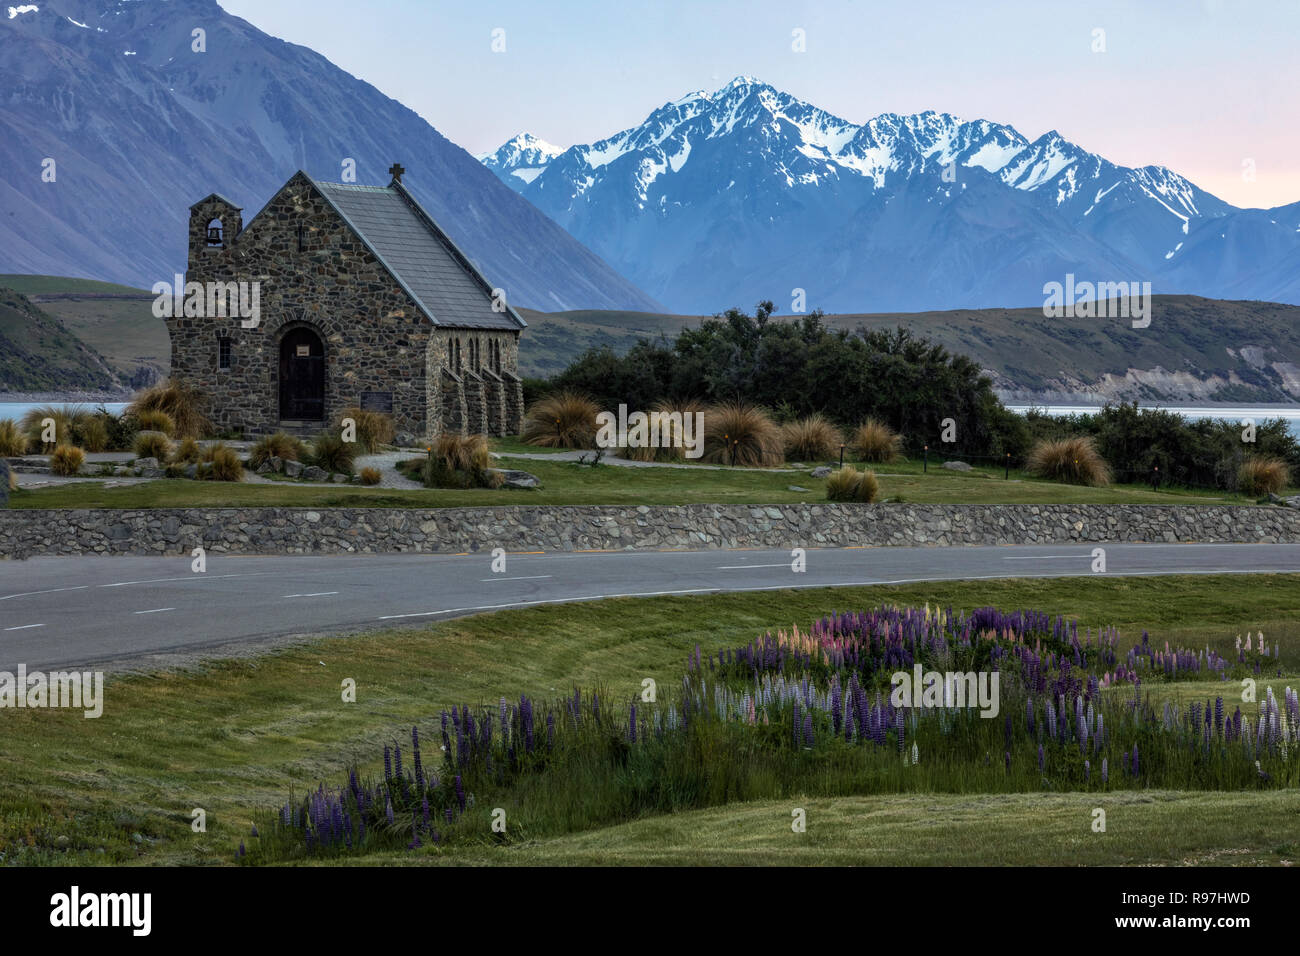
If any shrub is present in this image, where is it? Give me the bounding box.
[94,407,138,451]
[851,418,902,463]
[523,391,599,448]
[1025,436,1112,486]
[20,404,89,451]
[133,430,173,462]
[49,444,85,477]
[825,466,879,503]
[781,414,843,462]
[136,409,175,436]
[201,442,244,482]
[74,416,110,453]
[128,379,212,438]
[164,462,187,479]
[0,419,28,456]
[423,433,503,489]
[171,437,202,464]
[309,430,355,474]
[248,431,305,469]
[1239,456,1290,497]
[335,407,396,453]
[702,402,784,467]
[359,466,382,486]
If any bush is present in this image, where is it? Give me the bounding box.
[359,466,382,486]
[93,407,138,451]
[128,379,212,438]
[522,391,600,448]
[0,419,28,456]
[201,442,243,482]
[334,407,396,453]
[133,430,173,462]
[21,404,89,451]
[1025,436,1112,486]
[49,444,85,477]
[423,433,503,489]
[702,402,784,467]
[74,416,110,452]
[1239,456,1290,497]
[309,430,355,474]
[249,431,306,469]
[781,414,843,462]
[825,466,879,502]
[851,418,903,463]
[171,437,202,464]
[136,409,175,436]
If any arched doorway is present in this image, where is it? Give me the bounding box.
[279,326,325,421]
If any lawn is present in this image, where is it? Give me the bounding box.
[1,574,1296,866]
[8,450,1270,509]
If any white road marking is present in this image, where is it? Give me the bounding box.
[716,563,790,569]
[282,592,339,598]
[378,587,721,620]
[478,575,553,582]
[4,623,46,631]
[100,573,248,588]
[1002,555,1087,560]
[133,607,176,615]
[0,585,90,602]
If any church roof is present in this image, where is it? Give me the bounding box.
[311,177,526,332]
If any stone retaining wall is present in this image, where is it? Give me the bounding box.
[2,504,1299,558]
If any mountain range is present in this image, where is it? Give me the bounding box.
[481,76,1300,313]
[0,0,660,312]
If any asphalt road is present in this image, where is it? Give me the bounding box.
[2,542,1299,670]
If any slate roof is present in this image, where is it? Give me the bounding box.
[312,177,525,332]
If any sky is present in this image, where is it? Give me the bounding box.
[217,0,1300,209]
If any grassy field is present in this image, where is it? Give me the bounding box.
[9,450,1279,509]
[1,574,1296,867]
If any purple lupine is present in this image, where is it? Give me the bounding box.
[1004,750,1011,774]
[546,710,555,749]
[454,774,466,813]
[1025,696,1035,734]
[1037,743,1044,771]
[383,744,392,781]
[412,726,424,791]
[250,824,259,838]
[802,712,814,748]
[393,743,403,780]
[385,796,395,826]
[238,840,246,858]
[1101,758,1109,783]
[896,708,905,754]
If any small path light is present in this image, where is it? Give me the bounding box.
[923,445,928,474]
[839,443,845,469]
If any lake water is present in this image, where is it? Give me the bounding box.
[1003,404,1300,439]
[0,402,129,422]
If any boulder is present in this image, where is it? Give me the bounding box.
[283,460,304,478]
[331,473,349,483]
[133,457,164,478]
[810,466,832,478]
[255,461,273,475]
[943,460,972,472]
[494,469,540,489]
[788,485,811,492]
[183,463,199,479]
[394,432,418,448]
[302,465,329,482]
[268,456,285,473]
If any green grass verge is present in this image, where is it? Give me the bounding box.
[1,574,1296,866]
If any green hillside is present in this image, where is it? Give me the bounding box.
[0,274,148,296]
[0,286,122,392]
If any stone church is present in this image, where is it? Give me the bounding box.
[171,165,525,442]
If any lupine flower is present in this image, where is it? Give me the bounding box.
[1102,758,1109,783]
[1037,743,1044,771]
[1084,759,1090,781]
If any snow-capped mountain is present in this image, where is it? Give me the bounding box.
[484,76,1300,313]
[0,0,660,312]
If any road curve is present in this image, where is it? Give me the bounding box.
[2,542,1298,670]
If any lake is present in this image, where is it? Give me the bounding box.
[0,402,129,422]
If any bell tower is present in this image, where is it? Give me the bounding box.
[187,193,243,272]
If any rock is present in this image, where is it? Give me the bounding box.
[269,456,284,473]
[134,457,164,478]
[255,461,273,475]
[302,465,328,482]
[788,485,811,492]
[1284,496,1300,509]
[943,460,972,472]
[810,466,832,478]
[331,473,349,483]
[494,469,540,489]
[283,460,304,478]
[134,457,160,471]
[394,432,418,448]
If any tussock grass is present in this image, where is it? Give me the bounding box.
[335,407,396,453]
[851,418,902,463]
[523,391,599,449]
[75,416,109,453]
[171,437,202,465]
[133,430,173,462]
[781,414,843,461]
[248,432,306,469]
[308,430,355,475]
[826,465,879,502]
[20,404,89,451]
[136,409,175,436]
[201,442,243,482]
[359,467,382,486]
[616,399,706,462]
[128,379,212,439]
[1239,456,1290,497]
[1026,436,1113,487]
[703,402,784,467]
[0,418,28,456]
[48,445,85,477]
[423,433,502,489]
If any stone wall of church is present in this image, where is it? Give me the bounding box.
[175,173,435,439]
[425,329,524,436]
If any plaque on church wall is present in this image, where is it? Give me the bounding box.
[296,344,310,357]
[359,391,394,414]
